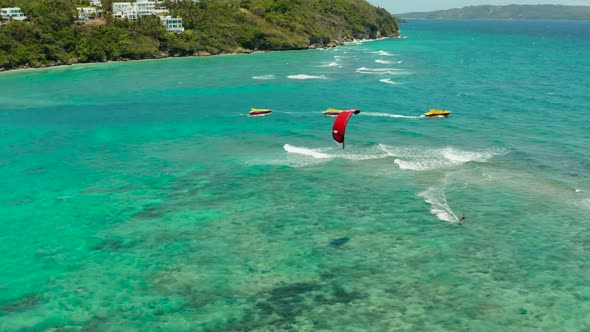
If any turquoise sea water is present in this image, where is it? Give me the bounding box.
[1,19,589,331]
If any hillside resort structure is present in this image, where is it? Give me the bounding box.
[1,7,27,21]
[0,1,184,32]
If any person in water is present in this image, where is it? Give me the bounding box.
[459,214,466,225]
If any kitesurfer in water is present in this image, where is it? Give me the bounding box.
[459,214,466,225]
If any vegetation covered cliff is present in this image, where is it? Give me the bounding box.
[0,0,399,71]
[396,5,590,21]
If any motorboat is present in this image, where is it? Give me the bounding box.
[249,108,272,117]
[424,109,452,117]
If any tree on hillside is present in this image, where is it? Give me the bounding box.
[102,0,113,12]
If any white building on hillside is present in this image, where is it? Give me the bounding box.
[112,2,137,20]
[112,1,184,32]
[160,16,184,32]
[112,1,167,20]
[77,7,98,22]
[1,7,27,21]
[136,0,167,17]
[90,0,102,7]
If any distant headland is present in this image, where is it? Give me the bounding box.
[0,0,400,72]
[396,4,590,21]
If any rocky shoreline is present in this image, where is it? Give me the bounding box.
[0,33,401,74]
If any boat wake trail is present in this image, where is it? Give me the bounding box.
[362,112,421,119]
[419,186,459,223]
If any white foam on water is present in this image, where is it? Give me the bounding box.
[284,144,331,159]
[285,144,387,160]
[419,187,459,223]
[356,67,408,76]
[277,144,389,167]
[344,38,386,45]
[576,198,590,210]
[362,112,420,119]
[367,50,395,56]
[252,75,276,80]
[344,40,363,45]
[379,145,505,171]
[378,78,401,85]
[574,188,582,193]
[357,67,401,72]
[320,62,339,67]
[375,59,392,64]
[287,74,328,80]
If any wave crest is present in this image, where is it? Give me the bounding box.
[287,74,327,80]
[356,67,408,75]
[277,144,389,167]
[252,75,275,80]
[379,145,505,171]
[375,59,392,64]
[379,78,401,85]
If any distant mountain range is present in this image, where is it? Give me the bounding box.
[396,4,590,20]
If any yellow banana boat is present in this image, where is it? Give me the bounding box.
[323,108,343,116]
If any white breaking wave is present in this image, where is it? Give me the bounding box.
[357,67,401,72]
[375,59,392,64]
[283,144,331,159]
[419,187,459,223]
[278,144,388,167]
[368,50,395,56]
[576,198,590,210]
[287,74,328,80]
[284,144,387,160]
[379,145,505,171]
[319,62,340,67]
[344,40,363,45]
[252,75,276,80]
[362,112,420,119]
[356,67,408,76]
[379,78,401,85]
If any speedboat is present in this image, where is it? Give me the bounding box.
[323,108,343,116]
[249,108,272,117]
[424,109,452,117]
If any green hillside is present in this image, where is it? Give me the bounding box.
[0,0,399,71]
[397,4,590,21]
